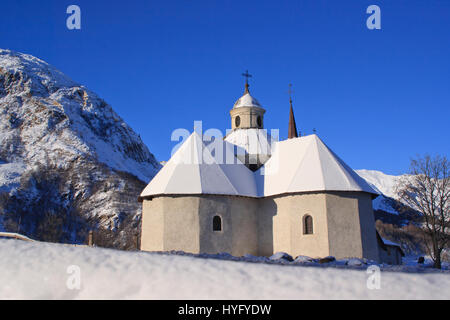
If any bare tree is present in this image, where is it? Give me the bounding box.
[396,155,449,268]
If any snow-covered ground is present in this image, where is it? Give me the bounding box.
[0,239,449,300]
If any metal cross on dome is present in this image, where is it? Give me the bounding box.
[242,70,252,93]
[242,70,252,84]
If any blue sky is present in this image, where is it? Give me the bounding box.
[1,0,449,175]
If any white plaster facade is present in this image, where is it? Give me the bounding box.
[141,191,379,261]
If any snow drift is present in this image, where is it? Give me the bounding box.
[0,239,448,300]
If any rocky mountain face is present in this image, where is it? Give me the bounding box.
[0,49,160,248]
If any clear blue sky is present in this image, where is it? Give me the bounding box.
[1,0,449,175]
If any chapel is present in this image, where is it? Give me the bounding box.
[139,77,390,262]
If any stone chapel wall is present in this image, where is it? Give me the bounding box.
[325,192,380,261]
[141,196,201,253]
[198,195,259,256]
[259,193,330,258]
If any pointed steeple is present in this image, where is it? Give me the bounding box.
[288,101,298,139]
[288,84,298,139]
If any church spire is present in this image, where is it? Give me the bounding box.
[288,84,298,139]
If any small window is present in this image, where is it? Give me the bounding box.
[213,215,222,231]
[303,215,313,235]
[235,116,241,127]
[257,116,262,127]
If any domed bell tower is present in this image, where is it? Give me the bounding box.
[229,71,266,131]
[225,71,271,172]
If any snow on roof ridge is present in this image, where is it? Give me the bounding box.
[140,132,258,198]
[316,137,353,189]
[141,133,378,198]
[381,237,401,247]
[286,135,316,191]
[224,128,273,156]
[233,92,263,109]
[315,137,376,194]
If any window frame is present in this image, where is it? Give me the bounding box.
[235,116,241,128]
[303,214,314,235]
[213,215,222,232]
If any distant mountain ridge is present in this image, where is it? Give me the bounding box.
[356,169,421,226]
[0,49,160,247]
[356,169,402,214]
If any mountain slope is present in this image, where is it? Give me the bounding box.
[355,169,402,200]
[356,169,403,215]
[0,49,160,246]
[356,169,422,224]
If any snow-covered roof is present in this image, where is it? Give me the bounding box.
[381,237,401,248]
[225,128,273,156]
[140,132,258,198]
[141,133,378,199]
[378,236,404,255]
[256,135,378,197]
[233,92,263,109]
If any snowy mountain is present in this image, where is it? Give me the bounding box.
[356,169,403,214]
[356,169,404,200]
[0,49,160,246]
[355,169,421,226]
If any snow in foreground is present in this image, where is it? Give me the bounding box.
[0,240,449,300]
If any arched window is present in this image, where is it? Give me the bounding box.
[303,215,313,235]
[213,215,222,231]
[235,116,241,128]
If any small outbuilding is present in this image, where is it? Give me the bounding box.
[376,232,404,265]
